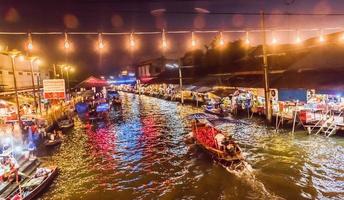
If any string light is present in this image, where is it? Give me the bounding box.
[219,32,225,46]
[191,32,196,48]
[162,29,168,50]
[98,33,105,50]
[64,33,70,49]
[245,31,250,45]
[27,33,33,51]
[130,32,136,49]
[35,58,42,65]
[1,27,344,55]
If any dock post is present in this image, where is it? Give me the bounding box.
[260,11,272,123]
[275,112,279,132]
[292,110,297,134]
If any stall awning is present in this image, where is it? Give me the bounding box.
[193,86,213,93]
[209,88,237,98]
[278,89,307,102]
[316,89,344,96]
[75,76,108,88]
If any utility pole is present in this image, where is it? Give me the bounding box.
[260,11,272,123]
[29,58,37,113]
[66,68,70,96]
[178,58,184,104]
[10,55,21,124]
[53,64,57,78]
[60,66,64,79]
[37,74,42,115]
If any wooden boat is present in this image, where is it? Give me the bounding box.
[43,139,62,147]
[58,119,74,129]
[188,116,247,172]
[7,167,58,200]
[203,106,230,117]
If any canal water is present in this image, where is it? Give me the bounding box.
[39,93,344,200]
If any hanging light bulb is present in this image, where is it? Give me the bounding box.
[295,37,301,44]
[19,55,25,61]
[98,33,105,50]
[295,30,301,44]
[130,32,136,49]
[191,32,196,48]
[319,29,325,43]
[162,29,167,50]
[340,32,344,42]
[64,33,70,49]
[245,31,250,45]
[27,33,33,51]
[219,32,225,46]
[271,30,278,45]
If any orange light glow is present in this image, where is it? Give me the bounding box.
[219,32,224,47]
[130,32,136,49]
[161,29,168,50]
[191,32,196,48]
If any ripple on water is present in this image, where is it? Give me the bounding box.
[40,93,344,200]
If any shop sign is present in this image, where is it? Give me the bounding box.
[43,79,66,99]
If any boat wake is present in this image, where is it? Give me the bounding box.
[226,162,285,200]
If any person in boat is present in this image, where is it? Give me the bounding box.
[50,130,57,141]
[225,140,237,156]
[0,161,6,182]
[9,155,19,182]
[2,155,19,183]
[57,130,64,139]
[214,133,225,151]
[34,167,51,178]
[38,125,47,138]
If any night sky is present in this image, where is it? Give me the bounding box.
[1,0,344,80]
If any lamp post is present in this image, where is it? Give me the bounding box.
[7,50,22,124]
[260,11,272,123]
[65,66,71,94]
[29,57,40,113]
[178,59,184,104]
[58,64,74,99]
[37,72,42,115]
[53,64,57,78]
[60,65,64,79]
[35,59,42,115]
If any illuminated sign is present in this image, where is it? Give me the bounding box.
[43,79,66,99]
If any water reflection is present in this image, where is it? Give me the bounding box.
[41,93,344,200]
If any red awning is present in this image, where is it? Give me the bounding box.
[75,76,108,88]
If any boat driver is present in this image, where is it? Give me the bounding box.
[225,141,236,156]
[214,133,225,150]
